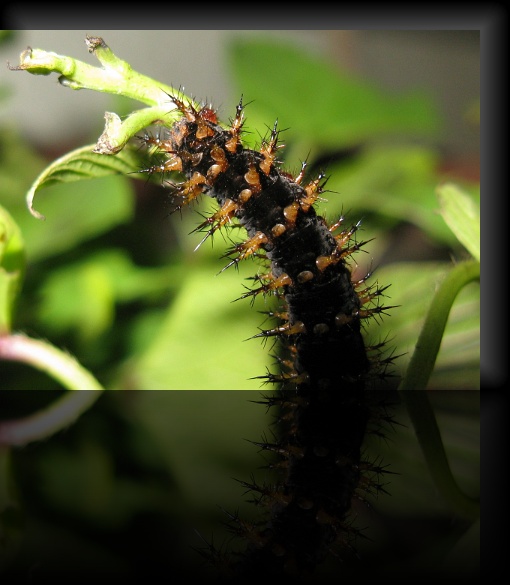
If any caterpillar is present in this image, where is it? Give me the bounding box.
[139,94,396,580]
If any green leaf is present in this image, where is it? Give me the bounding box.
[26,144,141,220]
[228,38,440,155]
[318,145,456,244]
[0,205,25,333]
[436,183,480,261]
[0,127,48,210]
[118,264,271,390]
[37,249,181,343]
[17,175,134,263]
[38,259,116,344]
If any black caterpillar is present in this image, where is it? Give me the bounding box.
[140,95,396,580]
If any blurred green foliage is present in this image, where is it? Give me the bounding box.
[1,33,479,581]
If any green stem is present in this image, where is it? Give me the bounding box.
[399,259,480,391]
[94,106,183,155]
[10,35,178,107]
[9,35,201,157]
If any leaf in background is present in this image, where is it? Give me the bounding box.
[436,183,480,261]
[118,264,271,390]
[316,145,458,245]
[37,257,115,344]
[0,128,48,209]
[0,205,25,333]
[37,249,181,343]
[225,39,455,249]
[15,175,134,263]
[26,144,142,220]
[227,38,440,155]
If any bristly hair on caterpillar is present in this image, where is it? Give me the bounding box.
[138,92,398,580]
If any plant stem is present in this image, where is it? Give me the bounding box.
[10,36,176,107]
[399,259,480,391]
[9,36,200,157]
[0,333,104,391]
[94,106,184,155]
